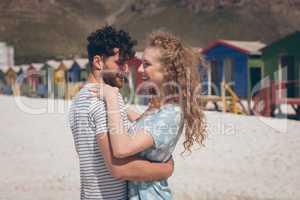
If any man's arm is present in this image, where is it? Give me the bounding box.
[127,106,143,122]
[97,133,174,181]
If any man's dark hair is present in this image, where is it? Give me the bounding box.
[87,26,136,66]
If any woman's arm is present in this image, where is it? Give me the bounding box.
[97,133,174,181]
[105,91,154,158]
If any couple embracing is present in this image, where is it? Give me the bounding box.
[69,26,206,200]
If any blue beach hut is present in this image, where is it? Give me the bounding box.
[68,60,81,82]
[202,40,266,98]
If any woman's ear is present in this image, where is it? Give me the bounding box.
[93,55,104,70]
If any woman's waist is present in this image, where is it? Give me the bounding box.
[129,179,169,189]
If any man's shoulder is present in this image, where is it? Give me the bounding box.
[71,86,89,100]
[70,86,104,109]
[117,92,127,108]
[89,97,106,112]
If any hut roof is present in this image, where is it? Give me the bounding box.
[46,60,61,69]
[75,58,89,69]
[0,66,23,73]
[62,60,74,70]
[20,64,30,72]
[202,40,266,55]
[261,31,300,52]
[1,66,10,73]
[31,63,44,71]
[12,66,21,73]
[4,67,16,75]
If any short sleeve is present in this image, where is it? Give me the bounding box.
[89,99,108,135]
[136,106,182,149]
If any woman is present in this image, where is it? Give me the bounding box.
[92,31,206,199]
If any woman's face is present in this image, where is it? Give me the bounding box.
[138,47,164,86]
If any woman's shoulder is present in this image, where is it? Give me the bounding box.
[160,104,182,116]
[150,104,182,127]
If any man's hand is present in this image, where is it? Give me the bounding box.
[98,133,175,181]
[165,156,175,177]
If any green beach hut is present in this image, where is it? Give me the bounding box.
[261,31,300,98]
[0,68,6,94]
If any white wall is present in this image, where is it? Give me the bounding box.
[0,42,14,69]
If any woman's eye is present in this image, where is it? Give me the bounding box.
[143,63,150,68]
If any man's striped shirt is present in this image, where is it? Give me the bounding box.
[69,83,128,200]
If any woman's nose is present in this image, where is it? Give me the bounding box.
[138,64,144,73]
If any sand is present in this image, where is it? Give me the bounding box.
[0,95,299,200]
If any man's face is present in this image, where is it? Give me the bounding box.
[102,48,125,88]
[103,48,120,71]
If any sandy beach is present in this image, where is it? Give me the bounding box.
[0,95,299,200]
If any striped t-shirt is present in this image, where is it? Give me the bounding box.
[69,83,129,200]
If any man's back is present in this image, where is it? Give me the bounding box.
[69,83,127,200]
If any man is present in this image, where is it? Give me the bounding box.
[69,26,173,200]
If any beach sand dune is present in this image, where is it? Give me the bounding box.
[0,96,299,200]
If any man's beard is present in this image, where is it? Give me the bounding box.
[102,71,125,89]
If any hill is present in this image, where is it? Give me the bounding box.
[0,0,299,63]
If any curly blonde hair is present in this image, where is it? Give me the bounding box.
[146,31,207,153]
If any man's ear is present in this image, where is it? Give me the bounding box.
[93,55,104,70]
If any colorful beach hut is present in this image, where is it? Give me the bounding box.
[18,65,30,96]
[68,60,81,82]
[43,60,60,98]
[30,63,44,98]
[202,40,266,98]
[252,31,300,118]
[75,58,89,82]
[39,63,51,97]
[66,59,84,99]
[261,31,300,98]
[0,68,6,93]
[3,66,17,95]
[12,66,22,96]
[54,60,73,99]
[5,67,17,86]
[26,63,43,96]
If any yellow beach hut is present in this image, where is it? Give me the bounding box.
[46,60,60,98]
[3,66,16,95]
[54,60,73,99]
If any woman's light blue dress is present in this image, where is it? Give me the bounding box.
[128,104,183,200]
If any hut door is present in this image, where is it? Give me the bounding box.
[250,67,262,92]
[280,56,295,97]
[211,60,222,95]
[223,58,234,85]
